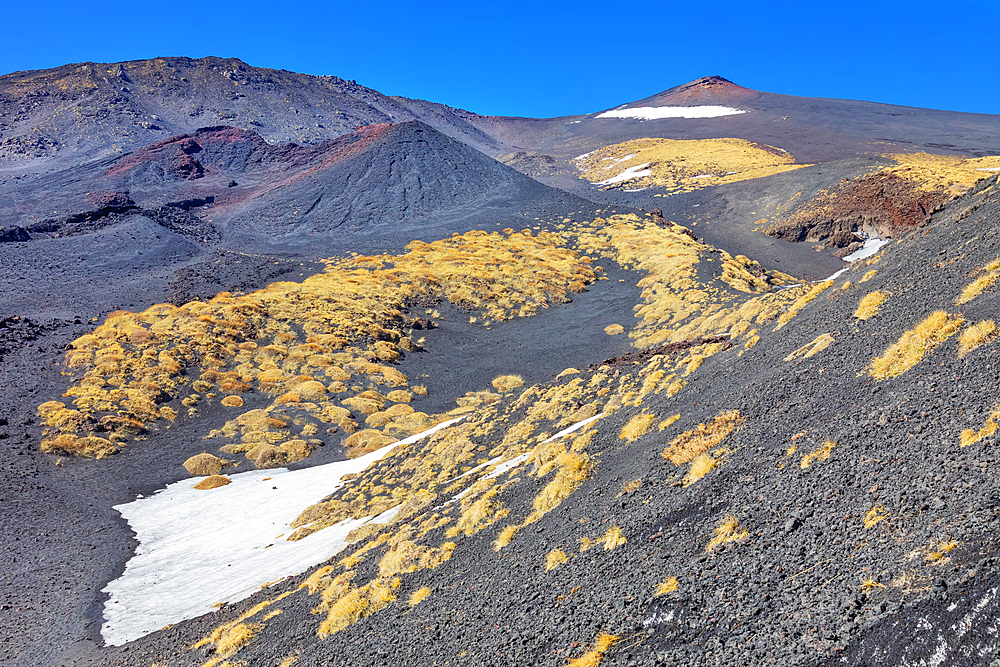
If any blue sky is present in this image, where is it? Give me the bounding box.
[1,0,997,117]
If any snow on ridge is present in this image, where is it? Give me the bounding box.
[101,417,463,646]
[842,237,888,262]
[597,163,651,186]
[595,106,746,120]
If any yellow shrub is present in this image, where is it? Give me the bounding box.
[655,577,679,595]
[545,548,569,571]
[566,632,620,667]
[800,439,836,468]
[683,453,717,486]
[854,291,887,320]
[960,404,1000,447]
[958,320,996,357]
[661,410,741,465]
[706,514,748,551]
[601,526,626,550]
[492,375,524,392]
[408,586,431,606]
[870,311,964,379]
[619,413,654,442]
[956,271,999,305]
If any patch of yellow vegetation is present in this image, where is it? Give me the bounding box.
[545,548,569,571]
[860,270,878,283]
[408,586,431,607]
[706,514,748,552]
[192,591,291,657]
[958,320,997,357]
[493,525,520,551]
[864,505,888,529]
[576,138,808,193]
[572,214,801,350]
[601,526,626,550]
[619,413,655,442]
[855,291,887,320]
[657,414,680,431]
[870,311,964,379]
[566,632,620,667]
[655,577,679,595]
[318,577,400,636]
[661,410,742,465]
[604,323,624,335]
[960,404,1000,447]
[42,228,595,460]
[956,263,1000,305]
[885,153,1000,195]
[800,439,836,468]
[194,475,231,490]
[784,333,835,361]
[492,375,524,392]
[683,452,717,486]
[773,281,833,330]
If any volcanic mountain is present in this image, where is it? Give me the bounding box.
[2,57,1000,667]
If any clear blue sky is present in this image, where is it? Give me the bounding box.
[2,0,997,117]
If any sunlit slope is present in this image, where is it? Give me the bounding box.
[762,152,1000,245]
[575,138,809,193]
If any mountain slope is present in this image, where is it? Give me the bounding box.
[0,56,507,172]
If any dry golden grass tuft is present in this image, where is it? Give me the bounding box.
[545,548,569,571]
[527,450,592,523]
[863,505,888,529]
[784,333,835,362]
[859,269,878,283]
[601,526,626,550]
[183,452,225,476]
[221,395,245,408]
[655,577,679,595]
[566,632,620,667]
[192,591,291,658]
[619,413,655,442]
[491,374,524,392]
[657,414,680,431]
[958,320,997,357]
[926,538,960,565]
[194,474,231,490]
[604,323,625,335]
[706,514,748,552]
[773,281,833,330]
[800,439,836,469]
[870,311,964,379]
[854,291,887,320]
[960,404,1000,448]
[493,525,520,551]
[661,410,742,465]
[408,586,431,607]
[683,453,717,486]
[956,262,1000,305]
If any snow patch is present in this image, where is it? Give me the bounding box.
[843,237,889,262]
[977,167,1000,172]
[597,163,651,186]
[101,417,462,646]
[595,106,746,120]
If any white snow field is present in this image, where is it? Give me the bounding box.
[843,237,889,262]
[101,417,463,646]
[595,106,746,120]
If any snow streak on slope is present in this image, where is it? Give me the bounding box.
[595,105,746,120]
[100,418,463,646]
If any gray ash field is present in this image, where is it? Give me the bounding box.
[2,57,1000,667]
